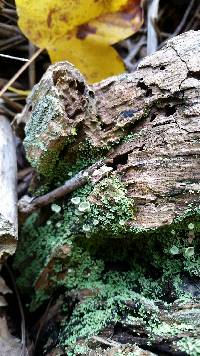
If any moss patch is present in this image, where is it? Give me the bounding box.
[14,180,200,355]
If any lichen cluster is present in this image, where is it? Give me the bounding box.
[14,175,200,355]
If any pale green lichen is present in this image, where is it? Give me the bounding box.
[24,94,64,174]
[13,175,200,354]
[176,337,200,356]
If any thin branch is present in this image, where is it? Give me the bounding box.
[0,22,20,34]
[28,42,36,88]
[2,94,23,112]
[173,0,195,36]
[0,53,29,62]
[0,47,43,98]
[18,161,105,215]
[147,0,160,55]
[0,37,25,53]
[91,336,121,347]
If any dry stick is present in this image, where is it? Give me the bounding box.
[0,53,29,62]
[158,0,195,50]
[147,0,160,55]
[0,37,25,52]
[0,22,20,33]
[0,47,43,98]
[18,161,104,215]
[0,105,15,118]
[28,42,36,88]
[173,0,195,36]
[91,336,121,348]
[0,115,17,258]
[2,94,23,112]
[124,35,146,71]
[1,8,17,16]
[0,35,22,48]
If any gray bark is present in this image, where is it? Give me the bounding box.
[0,115,17,260]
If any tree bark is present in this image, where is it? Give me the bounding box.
[0,115,17,260]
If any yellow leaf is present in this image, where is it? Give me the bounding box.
[16,0,129,46]
[16,0,143,83]
[88,1,143,45]
[49,35,125,83]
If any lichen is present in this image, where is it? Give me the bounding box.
[70,175,135,238]
[176,337,200,356]
[24,93,64,174]
[14,176,200,354]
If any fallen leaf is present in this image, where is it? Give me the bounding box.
[16,0,143,82]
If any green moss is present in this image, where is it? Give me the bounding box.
[14,176,200,353]
[14,195,200,308]
[59,271,160,355]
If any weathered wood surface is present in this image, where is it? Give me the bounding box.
[0,115,17,260]
[75,299,200,356]
[17,30,200,229]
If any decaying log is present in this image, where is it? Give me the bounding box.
[0,115,17,260]
[17,30,200,230]
[80,299,200,355]
[14,30,200,356]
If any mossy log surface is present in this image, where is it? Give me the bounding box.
[14,31,200,356]
[18,30,200,229]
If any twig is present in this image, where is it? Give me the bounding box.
[0,35,22,48]
[173,0,195,36]
[0,47,43,98]
[124,36,146,71]
[2,94,23,112]
[0,53,29,62]
[18,161,105,215]
[28,42,36,88]
[2,0,16,9]
[0,36,25,52]
[158,0,196,50]
[1,8,17,16]
[91,336,121,347]
[0,22,20,34]
[0,105,15,117]
[147,0,160,55]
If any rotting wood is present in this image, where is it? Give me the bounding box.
[13,31,200,356]
[16,30,200,229]
[0,115,17,260]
